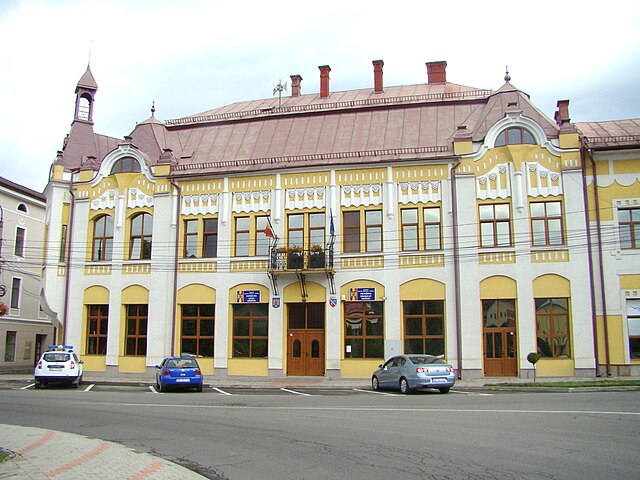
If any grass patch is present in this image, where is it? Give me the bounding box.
[489,379,640,388]
[0,449,11,464]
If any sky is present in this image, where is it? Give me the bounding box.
[1,0,639,193]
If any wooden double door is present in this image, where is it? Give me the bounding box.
[482,299,518,376]
[287,302,325,376]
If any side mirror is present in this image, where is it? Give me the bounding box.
[78,360,84,364]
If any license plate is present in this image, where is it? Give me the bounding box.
[175,378,190,382]
[48,365,64,369]
[433,378,447,383]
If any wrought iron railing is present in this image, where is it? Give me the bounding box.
[269,245,334,272]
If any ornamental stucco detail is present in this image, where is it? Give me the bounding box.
[128,188,154,209]
[526,162,563,197]
[286,187,325,210]
[341,184,382,207]
[232,191,270,213]
[91,189,118,210]
[397,181,441,205]
[476,164,510,200]
[182,194,220,216]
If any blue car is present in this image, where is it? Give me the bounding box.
[372,355,455,394]
[155,356,203,392]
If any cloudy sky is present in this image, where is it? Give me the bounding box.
[1,0,639,192]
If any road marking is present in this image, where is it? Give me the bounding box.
[45,442,111,477]
[84,384,95,392]
[149,386,160,394]
[21,383,34,390]
[281,388,314,396]
[17,430,55,454]
[353,388,401,396]
[212,387,232,395]
[79,402,640,417]
[450,389,494,396]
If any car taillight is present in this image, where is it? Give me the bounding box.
[416,368,429,373]
[70,361,76,369]
[195,369,201,375]
[163,369,170,376]
[37,361,42,370]
[446,367,453,373]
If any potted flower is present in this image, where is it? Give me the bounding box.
[309,244,325,268]
[0,302,8,317]
[287,245,304,269]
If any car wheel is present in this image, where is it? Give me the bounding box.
[438,387,450,394]
[196,384,203,392]
[372,376,380,391]
[72,378,79,389]
[34,380,42,389]
[159,382,166,393]
[78,375,83,386]
[399,377,412,394]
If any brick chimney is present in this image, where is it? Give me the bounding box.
[319,65,331,98]
[555,99,570,125]
[426,61,447,83]
[290,74,303,97]
[373,59,384,93]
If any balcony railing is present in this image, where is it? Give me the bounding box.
[269,246,334,272]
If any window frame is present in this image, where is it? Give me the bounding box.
[110,157,141,174]
[181,304,215,357]
[10,277,21,309]
[232,303,268,358]
[495,127,536,146]
[535,298,571,358]
[125,304,148,356]
[87,304,109,355]
[14,227,25,257]
[344,301,384,358]
[479,203,512,248]
[4,331,16,362]
[403,300,445,355]
[92,215,114,261]
[129,213,153,260]
[400,206,442,252]
[203,218,218,258]
[618,207,640,250]
[285,212,326,251]
[530,201,564,246]
[183,219,198,258]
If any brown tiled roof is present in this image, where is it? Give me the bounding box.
[575,119,640,149]
[0,175,46,200]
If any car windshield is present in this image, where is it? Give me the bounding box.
[166,358,198,368]
[409,356,445,365]
[43,353,70,362]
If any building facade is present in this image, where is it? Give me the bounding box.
[1,176,55,372]
[41,61,640,379]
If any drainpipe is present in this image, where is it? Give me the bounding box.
[169,178,181,357]
[585,144,611,376]
[580,140,601,375]
[450,159,463,379]
[62,168,79,345]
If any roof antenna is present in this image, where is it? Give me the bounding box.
[151,101,156,118]
[504,65,511,83]
[273,79,287,108]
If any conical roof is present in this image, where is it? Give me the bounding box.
[76,65,97,91]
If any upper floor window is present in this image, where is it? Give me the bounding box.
[618,207,640,249]
[111,157,141,174]
[401,207,442,251]
[10,277,21,309]
[495,127,536,147]
[479,204,511,248]
[343,210,382,253]
[17,203,27,213]
[530,201,564,246]
[130,213,153,260]
[234,215,271,257]
[92,215,114,261]
[183,218,218,258]
[14,227,25,257]
[286,212,326,250]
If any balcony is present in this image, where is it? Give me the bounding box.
[269,246,334,272]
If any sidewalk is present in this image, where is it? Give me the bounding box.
[0,424,207,479]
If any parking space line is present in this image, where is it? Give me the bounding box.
[212,387,232,395]
[84,384,95,392]
[353,388,401,396]
[450,389,494,396]
[280,388,314,396]
[21,383,34,390]
[149,386,161,394]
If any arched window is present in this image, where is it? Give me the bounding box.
[92,215,114,261]
[17,203,28,213]
[495,127,536,147]
[111,157,141,174]
[130,213,153,260]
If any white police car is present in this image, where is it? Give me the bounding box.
[34,345,84,388]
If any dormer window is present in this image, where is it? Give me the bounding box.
[111,157,141,174]
[495,127,536,147]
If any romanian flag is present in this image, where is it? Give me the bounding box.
[264,226,275,238]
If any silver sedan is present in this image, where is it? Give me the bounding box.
[372,355,456,394]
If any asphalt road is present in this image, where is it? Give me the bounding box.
[1,382,638,479]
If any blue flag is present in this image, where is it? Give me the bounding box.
[329,214,335,236]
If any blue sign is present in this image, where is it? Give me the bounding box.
[349,287,376,301]
[237,290,261,303]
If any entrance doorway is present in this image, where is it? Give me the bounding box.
[287,302,325,376]
[482,299,517,376]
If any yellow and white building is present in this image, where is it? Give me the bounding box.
[41,61,640,379]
